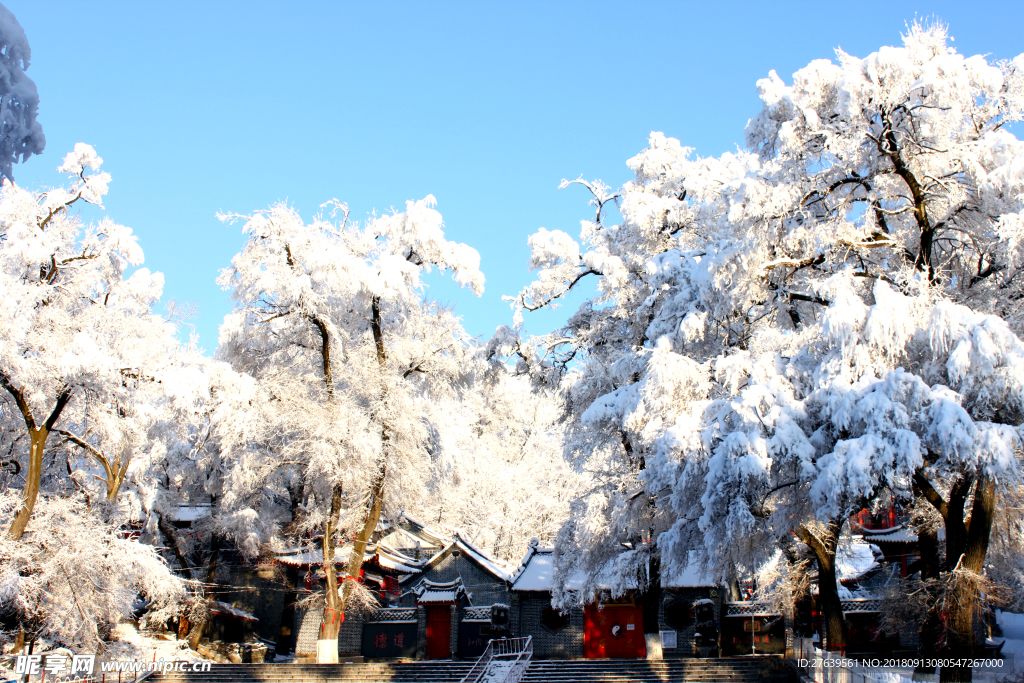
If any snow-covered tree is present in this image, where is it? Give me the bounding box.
[217,197,484,661]
[0,3,44,183]
[416,356,584,562]
[0,144,181,539]
[0,489,184,650]
[505,24,1024,676]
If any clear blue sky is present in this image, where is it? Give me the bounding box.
[6,1,1023,353]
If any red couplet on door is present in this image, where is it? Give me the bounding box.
[583,603,647,659]
[426,606,452,659]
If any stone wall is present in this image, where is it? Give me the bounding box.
[510,592,583,659]
[292,607,364,659]
[658,587,722,658]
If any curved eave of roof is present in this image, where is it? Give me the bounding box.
[510,544,547,585]
[402,533,512,584]
[398,513,449,547]
[454,532,513,582]
[858,525,918,544]
[274,542,377,567]
[374,544,426,573]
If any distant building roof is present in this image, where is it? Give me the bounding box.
[510,545,584,592]
[414,578,465,604]
[396,514,448,547]
[402,532,513,585]
[169,504,212,523]
[373,545,425,574]
[273,544,354,568]
[512,544,716,593]
[209,600,258,623]
[859,525,918,544]
[453,532,514,581]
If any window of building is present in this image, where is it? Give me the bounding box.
[665,600,694,631]
[541,607,569,632]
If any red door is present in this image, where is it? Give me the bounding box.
[426,606,452,659]
[583,603,646,658]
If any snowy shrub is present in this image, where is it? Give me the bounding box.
[0,491,185,649]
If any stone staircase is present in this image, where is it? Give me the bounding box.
[150,657,796,683]
[151,662,473,683]
[523,658,796,682]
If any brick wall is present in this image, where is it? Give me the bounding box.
[511,592,584,659]
[291,606,365,658]
[338,610,363,656]
[658,587,722,658]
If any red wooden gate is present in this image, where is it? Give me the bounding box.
[425,606,452,659]
[583,602,646,658]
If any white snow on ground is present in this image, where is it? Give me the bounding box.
[996,610,1024,673]
[482,660,514,683]
[105,622,207,664]
[0,622,204,681]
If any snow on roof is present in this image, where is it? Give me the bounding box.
[454,532,513,582]
[837,538,880,582]
[375,545,425,574]
[418,589,459,604]
[511,546,584,592]
[379,526,436,551]
[414,578,465,604]
[276,540,424,576]
[402,533,512,584]
[397,514,448,547]
[209,601,258,623]
[170,505,212,522]
[859,525,918,544]
[274,544,356,567]
[662,551,717,588]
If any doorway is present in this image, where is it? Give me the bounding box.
[425,606,452,659]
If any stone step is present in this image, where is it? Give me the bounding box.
[149,657,796,683]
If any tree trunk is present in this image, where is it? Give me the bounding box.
[939,477,996,683]
[158,513,194,579]
[913,481,942,679]
[642,554,662,635]
[277,483,305,656]
[337,462,386,609]
[315,296,392,662]
[7,427,48,539]
[728,577,742,602]
[799,520,846,652]
[317,482,345,663]
[188,611,209,651]
[206,533,224,584]
[277,566,300,656]
[188,534,223,651]
[1,378,73,540]
[944,476,972,571]
[816,548,846,652]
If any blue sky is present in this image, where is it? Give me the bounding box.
[6,1,1024,353]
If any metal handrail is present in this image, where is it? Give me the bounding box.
[504,636,533,683]
[460,636,533,683]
